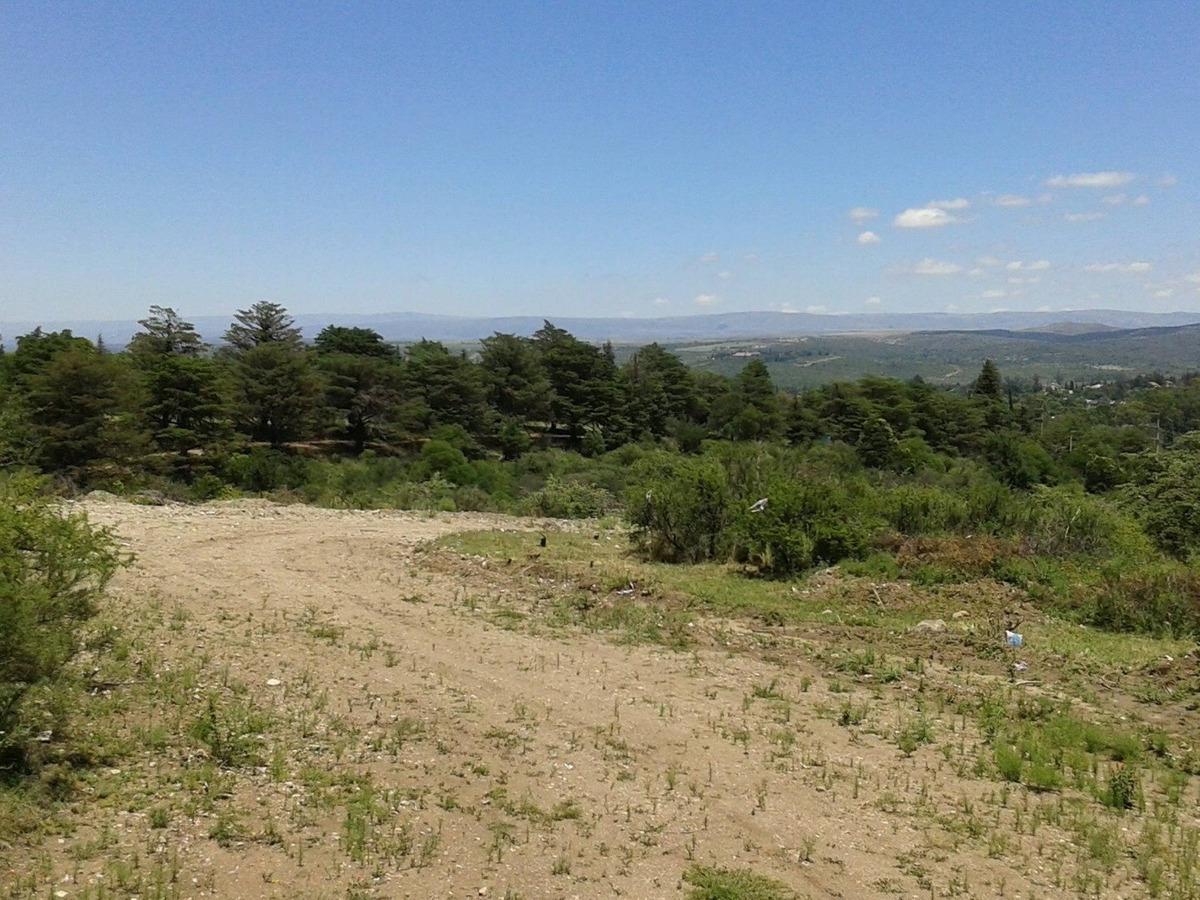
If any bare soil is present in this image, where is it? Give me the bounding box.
[2,499,1195,899]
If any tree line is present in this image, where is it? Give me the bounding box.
[2,301,1199,491]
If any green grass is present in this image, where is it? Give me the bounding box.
[1027,616,1194,669]
[683,865,796,899]
[439,529,1198,689]
[439,529,941,631]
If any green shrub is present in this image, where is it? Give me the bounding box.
[223,448,310,493]
[626,453,732,562]
[683,864,795,900]
[994,743,1023,782]
[524,476,612,518]
[1088,563,1200,636]
[1104,766,1138,811]
[0,474,123,767]
[732,476,881,576]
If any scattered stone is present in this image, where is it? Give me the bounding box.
[911,619,947,633]
[952,610,970,620]
[266,678,282,687]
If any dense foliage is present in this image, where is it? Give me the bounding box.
[4,301,1200,635]
[0,475,122,768]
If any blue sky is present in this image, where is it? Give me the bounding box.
[2,0,1198,321]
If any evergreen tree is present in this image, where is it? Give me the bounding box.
[8,329,93,385]
[142,355,229,453]
[973,359,1004,400]
[318,353,403,452]
[26,347,148,477]
[403,340,490,437]
[479,333,551,422]
[710,359,781,440]
[621,343,698,437]
[224,301,302,351]
[128,306,205,357]
[533,321,613,443]
[231,343,321,446]
[313,325,398,359]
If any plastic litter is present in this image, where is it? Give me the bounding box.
[1005,630,1024,649]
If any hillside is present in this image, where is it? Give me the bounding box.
[676,323,1200,388]
[4,308,1200,349]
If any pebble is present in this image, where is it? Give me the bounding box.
[911,618,947,633]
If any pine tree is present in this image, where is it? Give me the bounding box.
[973,359,1004,400]
[223,301,302,351]
[230,343,320,446]
[129,306,205,357]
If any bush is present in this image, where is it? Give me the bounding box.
[626,453,731,562]
[1088,563,1200,636]
[223,448,310,493]
[732,476,881,576]
[524,476,612,519]
[0,475,123,767]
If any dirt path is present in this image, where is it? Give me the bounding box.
[10,500,1076,898]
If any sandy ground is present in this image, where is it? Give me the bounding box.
[4,498,1145,899]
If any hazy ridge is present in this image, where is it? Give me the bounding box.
[4,307,1200,348]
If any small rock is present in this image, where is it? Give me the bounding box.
[952,610,970,620]
[911,619,947,633]
[266,678,282,687]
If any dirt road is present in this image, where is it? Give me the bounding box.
[13,499,1053,898]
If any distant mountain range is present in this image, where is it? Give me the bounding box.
[3,308,1200,348]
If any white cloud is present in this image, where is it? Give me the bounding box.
[857,230,881,245]
[699,251,719,263]
[693,293,719,307]
[1133,194,1151,206]
[977,255,1003,267]
[717,270,733,280]
[894,206,959,228]
[865,296,882,307]
[1184,271,1200,284]
[1084,262,1153,274]
[928,197,970,210]
[1158,174,1178,188]
[910,257,963,276]
[743,252,761,263]
[1064,212,1106,222]
[653,297,671,306]
[945,303,960,312]
[994,194,1031,207]
[1008,260,1051,271]
[1045,171,1135,188]
[981,289,1007,299]
[805,305,828,314]
[1102,194,1128,205]
[1154,289,1175,298]
[848,207,879,223]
